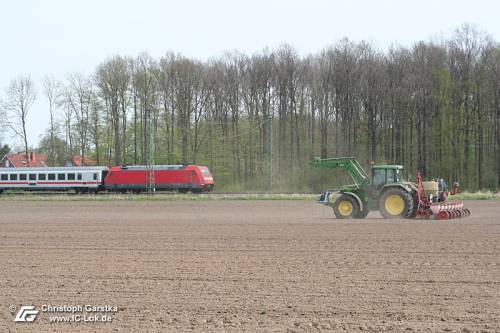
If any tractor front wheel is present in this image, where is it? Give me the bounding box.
[355,202,370,218]
[378,188,414,219]
[333,194,360,219]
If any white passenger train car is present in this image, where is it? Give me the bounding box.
[0,167,108,192]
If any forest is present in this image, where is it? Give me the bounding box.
[1,24,499,192]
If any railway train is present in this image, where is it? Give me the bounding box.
[0,164,214,193]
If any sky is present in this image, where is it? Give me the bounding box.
[0,0,499,149]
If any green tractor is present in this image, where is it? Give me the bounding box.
[311,157,470,219]
[311,157,420,219]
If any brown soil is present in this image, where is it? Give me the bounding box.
[0,200,499,332]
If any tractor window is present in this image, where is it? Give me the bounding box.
[372,169,386,188]
[386,169,395,183]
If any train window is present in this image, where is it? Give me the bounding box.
[10,174,18,181]
[77,173,82,180]
[38,174,46,180]
[93,173,97,180]
[68,173,75,180]
[48,173,55,180]
[20,174,27,180]
[57,174,65,180]
[29,174,36,181]
[1,174,7,181]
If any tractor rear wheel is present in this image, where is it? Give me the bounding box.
[408,191,419,218]
[333,194,360,219]
[378,187,414,219]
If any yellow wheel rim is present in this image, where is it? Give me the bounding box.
[385,194,405,216]
[338,200,353,216]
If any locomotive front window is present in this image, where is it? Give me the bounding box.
[58,174,65,180]
[29,174,36,181]
[48,173,55,180]
[68,173,75,180]
[38,174,46,180]
[10,174,18,181]
[1,174,7,181]
[20,174,27,180]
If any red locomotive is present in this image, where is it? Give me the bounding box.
[0,164,214,193]
[104,165,214,193]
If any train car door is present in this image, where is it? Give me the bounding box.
[28,173,37,187]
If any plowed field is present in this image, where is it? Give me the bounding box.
[0,200,499,332]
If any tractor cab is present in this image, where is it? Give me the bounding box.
[371,165,404,189]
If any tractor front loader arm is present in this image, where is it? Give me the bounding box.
[310,157,370,187]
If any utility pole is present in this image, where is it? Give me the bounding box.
[270,111,273,191]
[267,106,274,192]
[148,107,155,195]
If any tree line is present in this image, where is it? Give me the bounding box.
[1,24,499,192]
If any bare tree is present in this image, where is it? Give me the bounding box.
[42,76,62,166]
[66,73,92,166]
[133,53,158,164]
[0,76,36,164]
[96,56,130,165]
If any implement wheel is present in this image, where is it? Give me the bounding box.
[333,194,360,219]
[378,187,414,219]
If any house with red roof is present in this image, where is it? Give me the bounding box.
[64,155,97,167]
[0,152,48,168]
